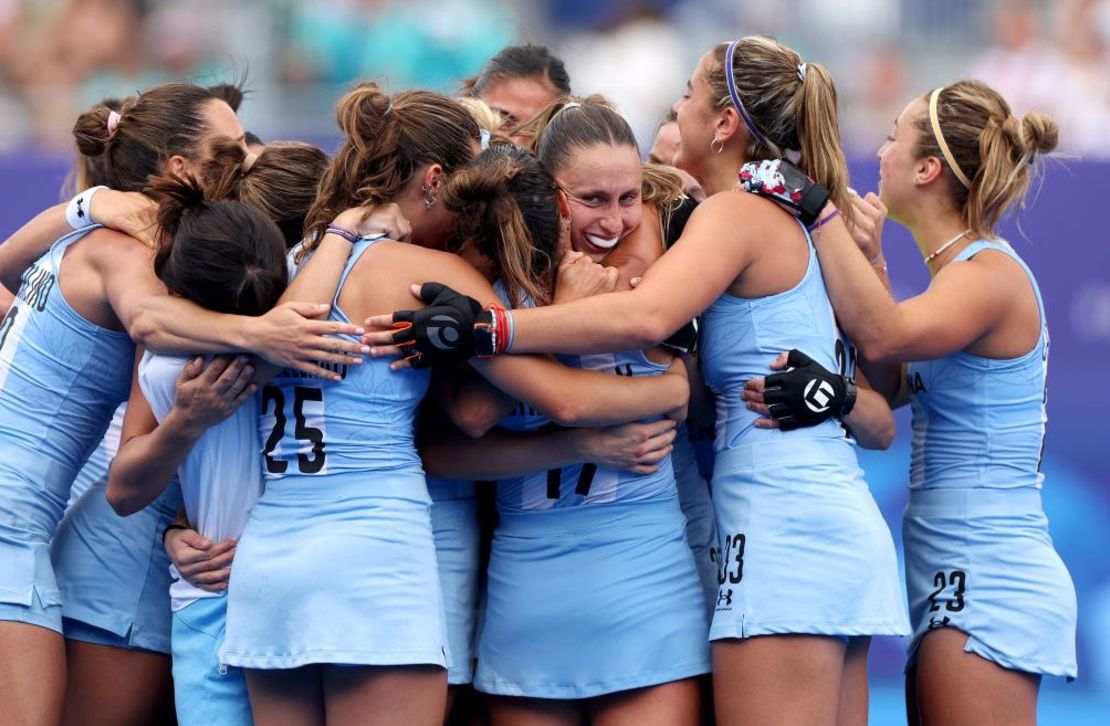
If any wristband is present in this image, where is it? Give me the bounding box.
[66,185,108,230]
[162,523,189,546]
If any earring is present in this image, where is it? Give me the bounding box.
[711,138,725,154]
[421,183,436,211]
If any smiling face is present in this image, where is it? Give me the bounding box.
[555,142,643,262]
[672,50,722,181]
[877,96,929,224]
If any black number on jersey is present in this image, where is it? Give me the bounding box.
[927,569,967,613]
[0,305,18,351]
[262,385,327,474]
[713,532,746,585]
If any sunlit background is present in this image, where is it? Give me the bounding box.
[1,1,1107,723]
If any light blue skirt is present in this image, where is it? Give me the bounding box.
[903,486,1077,679]
[475,496,710,699]
[429,490,480,685]
[220,472,448,670]
[673,428,719,619]
[51,478,180,653]
[172,595,252,726]
[709,440,909,640]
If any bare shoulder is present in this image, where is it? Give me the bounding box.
[352,240,498,309]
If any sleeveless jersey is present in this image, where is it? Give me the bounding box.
[699,221,854,453]
[0,226,134,519]
[67,403,126,507]
[139,351,264,609]
[495,349,675,512]
[908,239,1049,489]
[259,237,430,487]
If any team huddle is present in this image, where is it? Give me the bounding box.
[0,37,1078,726]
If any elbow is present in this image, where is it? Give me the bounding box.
[857,337,900,365]
[633,315,671,350]
[547,399,586,428]
[451,408,498,439]
[105,485,141,517]
[128,309,157,347]
[871,419,896,451]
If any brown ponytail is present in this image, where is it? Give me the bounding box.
[914,80,1059,238]
[442,145,561,308]
[706,37,852,220]
[303,82,480,252]
[72,82,234,192]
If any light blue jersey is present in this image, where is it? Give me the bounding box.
[902,240,1076,678]
[495,350,674,512]
[907,240,1048,490]
[222,237,446,670]
[698,220,907,641]
[0,226,134,630]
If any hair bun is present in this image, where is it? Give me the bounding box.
[336,82,392,150]
[72,106,116,156]
[1020,112,1059,156]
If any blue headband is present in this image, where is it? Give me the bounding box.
[724,40,769,149]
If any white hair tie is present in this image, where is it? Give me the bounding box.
[796,63,808,83]
[106,110,121,134]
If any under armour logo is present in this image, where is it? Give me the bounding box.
[717,589,733,607]
[803,378,834,413]
[426,315,460,350]
[928,616,951,630]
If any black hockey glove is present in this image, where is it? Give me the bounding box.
[390,283,492,369]
[762,349,856,431]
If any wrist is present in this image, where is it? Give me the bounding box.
[67,186,108,230]
[162,522,189,547]
[164,406,209,442]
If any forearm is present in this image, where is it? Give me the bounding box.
[507,290,676,356]
[422,425,593,479]
[129,294,253,354]
[810,218,905,360]
[108,412,202,516]
[0,203,69,291]
[280,232,353,306]
[843,388,895,450]
[477,356,687,427]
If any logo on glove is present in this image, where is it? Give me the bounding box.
[803,378,835,413]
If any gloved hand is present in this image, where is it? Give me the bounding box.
[757,349,856,431]
[390,283,489,368]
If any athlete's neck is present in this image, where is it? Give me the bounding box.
[910,212,971,276]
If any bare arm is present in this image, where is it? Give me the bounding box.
[421,417,678,480]
[840,371,895,450]
[108,353,256,516]
[0,203,69,291]
[88,230,367,379]
[0,191,159,292]
[809,214,1010,363]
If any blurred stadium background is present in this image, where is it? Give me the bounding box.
[0,1,1107,723]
